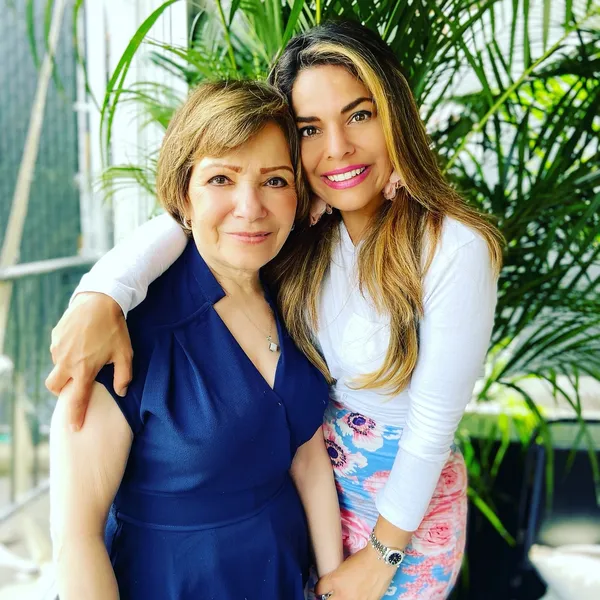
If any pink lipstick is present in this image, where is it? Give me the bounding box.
[321,164,371,190]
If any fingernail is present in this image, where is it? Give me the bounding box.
[70,423,80,433]
[119,386,128,397]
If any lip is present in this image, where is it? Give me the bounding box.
[226,232,272,244]
[322,164,369,176]
[321,165,371,190]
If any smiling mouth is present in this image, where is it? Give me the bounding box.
[325,167,367,182]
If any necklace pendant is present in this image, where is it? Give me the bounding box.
[267,336,279,353]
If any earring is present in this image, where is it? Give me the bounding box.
[383,170,405,201]
[309,195,333,227]
[291,223,295,231]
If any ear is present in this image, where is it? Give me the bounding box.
[181,197,193,229]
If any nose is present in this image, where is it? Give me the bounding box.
[232,185,267,221]
[325,125,354,161]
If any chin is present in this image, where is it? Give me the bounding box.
[328,197,379,214]
[223,249,277,272]
[317,187,381,213]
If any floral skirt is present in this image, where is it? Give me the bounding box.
[311,400,468,600]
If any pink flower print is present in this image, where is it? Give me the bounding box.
[362,470,390,498]
[412,517,455,555]
[323,425,367,476]
[308,195,332,226]
[432,451,467,500]
[340,508,370,555]
[400,552,456,597]
[338,412,384,451]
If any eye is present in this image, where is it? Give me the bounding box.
[299,125,319,138]
[208,175,230,185]
[265,176,289,188]
[350,110,372,124]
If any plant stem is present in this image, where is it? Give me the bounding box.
[214,0,237,72]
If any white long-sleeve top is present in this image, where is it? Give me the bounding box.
[75,212,497,532]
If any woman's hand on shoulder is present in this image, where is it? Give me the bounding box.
[45,293,133,431]
[315,545,396,600]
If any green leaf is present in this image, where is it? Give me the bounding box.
[25,0,39,69]
[281,0,306,51]
[543,0,552,50]
[228,0,242,24]
[72,0,99,110]
[100,0,181,165]
[468,487,516,545]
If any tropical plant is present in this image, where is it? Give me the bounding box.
[28,0,599,552]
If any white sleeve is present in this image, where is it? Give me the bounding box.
[73,213,188,318]
[375,234,497,532]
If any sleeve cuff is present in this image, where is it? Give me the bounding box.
[375,447,448,532]
[71,275,138,319]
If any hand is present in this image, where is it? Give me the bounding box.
[315,544,396,600]
[45,293,133,430]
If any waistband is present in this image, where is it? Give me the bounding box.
[326,398,406,433]
[114,475,290,530]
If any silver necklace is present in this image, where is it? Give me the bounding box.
[237,304,280,353]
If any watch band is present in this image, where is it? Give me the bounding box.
[368,530,406,568]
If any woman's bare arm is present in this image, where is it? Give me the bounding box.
[290,428,344,577]
[50,381,133,600]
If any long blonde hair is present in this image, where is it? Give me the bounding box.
[267,21,504,394]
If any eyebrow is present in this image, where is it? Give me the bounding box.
[202,162,293,175]
[203,163,242,173]
[341,97,373,113]
[260,165,294,174]
[296,96,374,123]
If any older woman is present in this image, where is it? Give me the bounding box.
[49,80,343,600]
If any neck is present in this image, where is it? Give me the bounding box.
[204,259,262,299]
[214,269,262,299]
[340,193,384,245]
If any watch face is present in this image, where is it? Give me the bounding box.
[386,551,404,566]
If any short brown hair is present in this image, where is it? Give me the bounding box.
[156,80,307,231]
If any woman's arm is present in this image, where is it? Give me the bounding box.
[75,213,187,317]
[50,381,133,600]
[375,233,496,535]
[45,213,187,428]
[290,427,344,577]
[317,231,498,600]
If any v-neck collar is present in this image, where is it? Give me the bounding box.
[339,220,364,255]
[186,238,278,309]
[186,239,226,306]
[184,238,285,393]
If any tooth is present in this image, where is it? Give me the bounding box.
[326,168,366,182]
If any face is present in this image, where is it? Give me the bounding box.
[291,65,393,217]
[186,122,297,276]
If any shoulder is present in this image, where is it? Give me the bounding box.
[127,241,209,336]
[423,217,496,305]
[426,217,491,274]
[433,217,487,257]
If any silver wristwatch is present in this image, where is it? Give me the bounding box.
[368,530,405,568]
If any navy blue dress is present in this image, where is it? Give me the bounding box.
[96,239,329,600]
